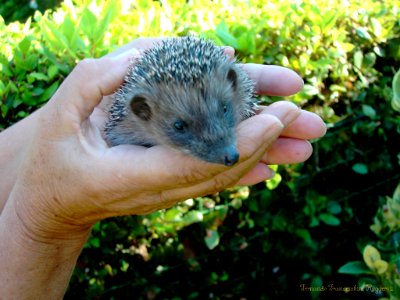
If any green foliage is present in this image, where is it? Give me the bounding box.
[1,0,399,299]
[338,72,400,300]
[392,69,400,112]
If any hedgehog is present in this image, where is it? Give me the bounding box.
[104,36,257,166]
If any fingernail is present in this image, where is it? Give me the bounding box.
[266,101,301,127]
[266,165,276,180]
[283,104,301,126]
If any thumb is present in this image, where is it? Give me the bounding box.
[48,49,139,130]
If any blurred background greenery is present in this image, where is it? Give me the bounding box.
[1,0,399,299]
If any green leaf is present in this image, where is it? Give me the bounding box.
[0,63,12,77]
[28,72,49,82]
[373,46,385,57]
[238,31,256,55]
[319,213,340,226]
[362,104,376,118]
[41,19,78,59]
[302,84,320,96]
[370,18,382,37]
[266,167,282,190]
[0,80,5,97]
[164,207,182,221]
[353,50,363,69]
[120,260,129,272]
[89,237,100,248]
[93,1,119,44]
[363,52,376,68]
[216,21,239,49]
[61,15,77,45]
[80,7,98,38]
[327,201,342,215]
[32,87,44,96]
[182,210,203,225]
[295,228,316,248]
[321,10,337,33]
[18,37,31,53]
[39,81,59,103]
[392,69,400,112]
[352,163,368,174]
[338,261,372,275]
[47,65,58,80]
[230,198,242,209]
[204,229,220,250]
[356,27,371,40]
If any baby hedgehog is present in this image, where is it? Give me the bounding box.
[105,36,257,166]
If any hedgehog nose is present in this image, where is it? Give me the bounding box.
[223,146,240,166]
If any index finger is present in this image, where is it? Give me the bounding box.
[242,64,304,96]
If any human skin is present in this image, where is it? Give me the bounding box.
[0,38,326,298]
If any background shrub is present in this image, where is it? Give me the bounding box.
[1,1,399,299]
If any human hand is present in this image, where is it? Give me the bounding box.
[5,38,325,242]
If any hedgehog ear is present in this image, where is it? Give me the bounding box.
[130,95,152,121]
[227,68,238,90]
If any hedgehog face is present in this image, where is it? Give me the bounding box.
[127,91,240,166]
[162,99,240,166]
[126,67,249,166]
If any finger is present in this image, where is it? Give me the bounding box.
[281,110,327,139]
[262,138,313,164]
[242,64,304,96]
[49,50,139,128]
[223,46,235,59]
[258,103,326,139]
[236,163,275,186]
[256,101,301,127]
[235,138,314,186]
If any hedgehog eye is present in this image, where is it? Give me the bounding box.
[173,120,187,131]
[223,104,228,113]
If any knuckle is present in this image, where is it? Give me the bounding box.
[210,173,239,194]
[75,58,98,73]
[74,57,114,77]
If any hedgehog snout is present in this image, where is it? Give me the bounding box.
[222,145,240,166]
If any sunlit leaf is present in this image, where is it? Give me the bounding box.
[354,50,363,69]
[356,27,371,40]
[374,259,388,274]
[363,245,381,270]
[266,166,282,190]
[216,21,239,49]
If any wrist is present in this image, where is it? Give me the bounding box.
[0,110,41,212]
[7,185,93,244]
[0,194,92,298]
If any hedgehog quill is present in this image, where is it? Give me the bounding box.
[105,37,257,166]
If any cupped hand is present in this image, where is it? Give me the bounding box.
[9,38,325,240]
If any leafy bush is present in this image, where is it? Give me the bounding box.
[1,0,399,299]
